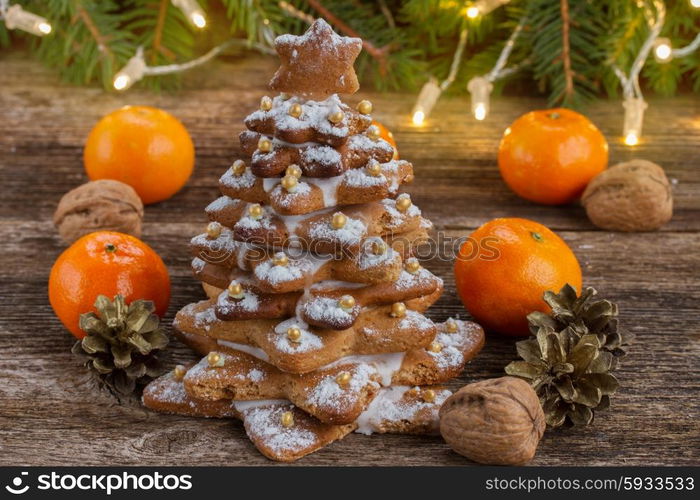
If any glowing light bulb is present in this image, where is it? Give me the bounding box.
[412,111,425,126]
[37,22,52,34]
[172,0,207,29]
[191,12,206,28]
[113,51,146,91]
[4,4,52,37]
[467,76,493,121]
[467,0,510,18]
[653,37,672,63]
[474,103,487,121]
[622,97,647,147]
[410,79,442,126]
[691,0,700,8]
[113,75,130,91]
[624,132,639,146]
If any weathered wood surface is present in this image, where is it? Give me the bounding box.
[0,53,698,466]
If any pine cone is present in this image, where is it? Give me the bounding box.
[527,284,630,368]
[505,284,628,428]
[72,295,168,397]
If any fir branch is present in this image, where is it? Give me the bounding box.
[560,0,574,102]
[151,0,168,62]
[76,5,111,57]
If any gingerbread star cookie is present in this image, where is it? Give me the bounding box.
[269,19,362,99]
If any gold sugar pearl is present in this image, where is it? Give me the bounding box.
[328,108,345,124]
[366,125,380,141]
[207,352,223,367]
[404,173,414,184]
[272,252,289,267]
[288,103,303,118]
[260,96,273,111]
[331,212,347,229]
[257,137,273,153]
[391,302,406,318]
[287,326,302,343]
[396,194,412,212]
[281,411,294,428]
[281,174,298,192]
[286,164,302,178]
[356,100,373,115]
[248,203,263,219]
[338,295,356,310]
[405,257,421,274]
[422,389,436,403]
[173,365,187,380]
[336,371,352,387]
[206,221,222,239]
[371,240,387,255]
[232,159,246,176]
[446,318,458,333]
[366,160,382,177]
[428,341,443,353]
[227,281,243,298]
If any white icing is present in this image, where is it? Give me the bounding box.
[233,399,289,412]
[354,386,451,435]
[323,352,405,386]
[218,340,271,362]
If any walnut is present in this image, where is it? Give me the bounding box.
[53,180,144,244]
[582,159,673,232]
[439,377,545,465]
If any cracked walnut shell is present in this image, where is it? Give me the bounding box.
[439,377,545,465]
[53,180,144,244]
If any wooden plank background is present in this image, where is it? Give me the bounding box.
[0,53,698,466]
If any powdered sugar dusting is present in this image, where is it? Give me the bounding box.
[220,165,257,190]
[302,145,342,166]
[301,296,355,326]
[271,318,324,354]
[309,214,366,246]
[398,310,435,332]
[254,258,305,286]
[306,363,379,411]
[242,404,319,455]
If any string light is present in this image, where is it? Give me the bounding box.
[172,0,206,29]
[411,27,468,125]
[467,18,526,121]
[465,0,510,18]
[691,0,700,8]
[622,97,647,146]
[0,2,51,36]
[612,0,665,146]
[653,37,672,62]
[113,40,275,91]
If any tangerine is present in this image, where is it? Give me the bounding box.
[49,231,170,338]
[84,105,194,204]
[454,218,582,336]
[498,108,608,205]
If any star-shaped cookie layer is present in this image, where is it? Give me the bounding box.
[270,19,362,99]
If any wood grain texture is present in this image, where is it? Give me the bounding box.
[0,53,698,466]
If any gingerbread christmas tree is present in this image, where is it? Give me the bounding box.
[143,19,484,462]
